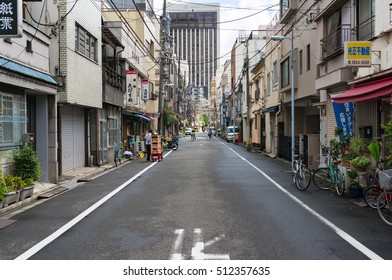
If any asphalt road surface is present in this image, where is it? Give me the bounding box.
[1,132,392,260]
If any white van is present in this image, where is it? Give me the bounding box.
[225,126,240,142]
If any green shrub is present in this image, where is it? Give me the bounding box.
[13,146,43,181]
[3,175,26,191]
[351,156,371,169]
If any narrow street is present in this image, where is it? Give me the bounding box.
[1,132,391,261]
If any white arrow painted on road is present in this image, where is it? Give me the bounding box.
[169,228,230,260]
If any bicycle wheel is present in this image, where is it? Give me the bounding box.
[364,186,382,209]
[377,191,392,226]
[295,166,311,191]
[334,168,345,196]
[313,168,334,190]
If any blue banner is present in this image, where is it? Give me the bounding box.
[332,100,354,138]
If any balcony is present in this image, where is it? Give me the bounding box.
[102,64,125,107]
[280,0,298,24]
[320,24,352,61]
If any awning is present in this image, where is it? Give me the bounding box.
[133,113,152,122]
[333,76,392,103]
[0,57,58,85]
[263,106,279,114]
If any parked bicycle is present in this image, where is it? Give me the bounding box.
[312,146,345,196]
[291,154,312,191]
[376,170,392,226]
[363,160,385,209]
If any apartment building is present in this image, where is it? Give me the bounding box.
[315,0,391,161]
[264,0,319,168]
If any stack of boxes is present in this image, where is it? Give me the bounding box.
[151,135,163,161]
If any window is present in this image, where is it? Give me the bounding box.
[0,93,27,148]
[281,58,290,88]
[306,44,310,71]
[357,0,375,40]
[273,61,278,85]
[107,107,120,146]
[266,73,271,96]
[299,50,303,74]
[75,23,97,62]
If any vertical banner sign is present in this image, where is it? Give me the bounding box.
[332,100,354,139]
[0,0,22,38]
[141,79,149,100]
[126,70,138,105]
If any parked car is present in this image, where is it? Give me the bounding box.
[225,126,240,142]
[185,127,192,135]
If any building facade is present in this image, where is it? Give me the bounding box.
[167,3,220,94]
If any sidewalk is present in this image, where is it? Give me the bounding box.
[0,161,125,217]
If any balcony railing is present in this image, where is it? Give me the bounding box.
[352,15,375,41]
[103,64,124,91]
[320,24,352,61]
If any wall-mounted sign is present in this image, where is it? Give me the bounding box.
[344,41,371,67]
[0,0,23,38]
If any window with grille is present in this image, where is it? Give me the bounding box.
[75,23,98,62]
[356,0,375,40]
[0,93,27,149]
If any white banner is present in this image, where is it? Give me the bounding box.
[126,70,138,106]
[142,79,149,100]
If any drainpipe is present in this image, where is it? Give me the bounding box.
[273,102,282,157]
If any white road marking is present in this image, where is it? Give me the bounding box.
[224,143,383,260]
[171,228,229,260]
[169,229,185,260]
[15,151,173,260]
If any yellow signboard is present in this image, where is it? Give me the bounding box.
[344,41,371,67]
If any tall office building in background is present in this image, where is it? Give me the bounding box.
[167,3,220,98]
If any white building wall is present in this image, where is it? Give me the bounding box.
[61,0,102,108]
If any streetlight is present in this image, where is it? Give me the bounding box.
[271,30,295,169]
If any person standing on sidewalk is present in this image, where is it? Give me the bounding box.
[144,129,152,161]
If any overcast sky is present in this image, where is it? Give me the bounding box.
[153,0,279,64]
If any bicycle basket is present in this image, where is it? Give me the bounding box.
[378,170,392,190]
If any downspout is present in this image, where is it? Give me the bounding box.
[273,102,282,158]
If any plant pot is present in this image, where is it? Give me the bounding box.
[348,187,363,199]
[3,191,20,207]
[19,186,34,201]
[353,166,367,173]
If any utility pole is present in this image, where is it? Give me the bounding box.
[158,0,167,135]
[245,39,250,151]
[176,56,181,135]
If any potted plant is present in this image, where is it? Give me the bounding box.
[12,145,43,182]
[350,137,368,155]
[346,169,363,198]
[341,151,357,167]
[350,155,371,173]
[2,178,19,208]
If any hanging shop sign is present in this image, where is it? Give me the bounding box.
[0,0,23,38]
[344,41,371,67]
[141,79,149,100]
[126,70,138,105]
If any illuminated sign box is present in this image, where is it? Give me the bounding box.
[344,41,372,67]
